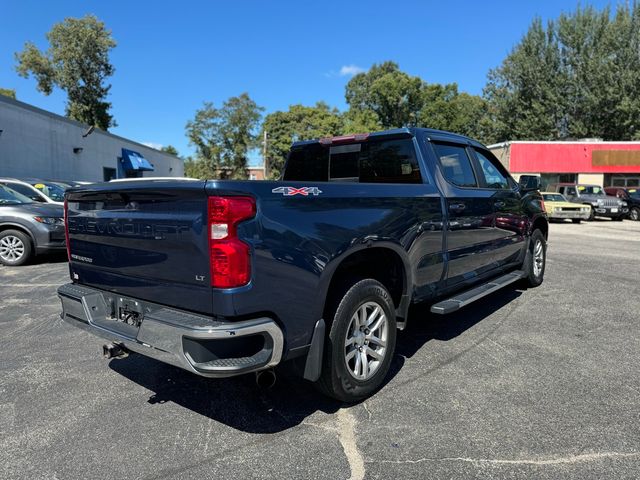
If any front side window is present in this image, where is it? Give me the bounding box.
[432,143,477,187]
[474,149,510,189]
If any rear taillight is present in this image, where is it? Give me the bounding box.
[63,199,71,262]
[208,196,256,288]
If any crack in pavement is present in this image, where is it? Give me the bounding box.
[336,408,365,480]
[369,451,640,466]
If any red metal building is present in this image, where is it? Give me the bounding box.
[488,141,640,189]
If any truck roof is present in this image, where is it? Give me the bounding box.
[290,127,482,148]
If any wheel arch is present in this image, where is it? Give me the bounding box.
[0,223,37,247]
[317,242,413,329]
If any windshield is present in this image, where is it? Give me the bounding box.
[0,184,33,205]
[627,188,640,198]
[543,193,567,202]
[30,181,66,201]
[578,185,604,195]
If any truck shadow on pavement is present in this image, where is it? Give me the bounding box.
[108,288,522,434]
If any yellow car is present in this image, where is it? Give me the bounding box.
[542,192,591,223]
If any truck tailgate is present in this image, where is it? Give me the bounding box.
[66,180,214,314]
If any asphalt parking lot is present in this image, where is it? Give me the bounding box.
[1,220,639,480]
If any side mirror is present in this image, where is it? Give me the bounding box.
[518,175,540,192]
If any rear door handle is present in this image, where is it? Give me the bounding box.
[449,203,466,212]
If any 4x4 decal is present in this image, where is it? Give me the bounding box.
[272,186,323,196]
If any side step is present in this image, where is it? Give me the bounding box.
[430,271,525,315]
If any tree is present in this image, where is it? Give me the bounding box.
[0,88,16,99]
[484,4,640,141]
[262,102,343,179]
[161,145,179,156]
[419,83,491,142]
[185,93,263,180]
[345,61,423,129]
[15,15,116,130]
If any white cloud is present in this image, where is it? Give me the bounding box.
[142,142,163,150]
[325,64,366,78]
[339,64,365,77]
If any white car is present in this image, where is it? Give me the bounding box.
[0,178,65,205]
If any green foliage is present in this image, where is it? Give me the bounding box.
[262,102,343,179]
[419,83,491,141]
[345,61,423,129]
[160,145,179,156]
[15,15,116,130]
[185,93,263,180]
[0,88,16,99]
[484,4,640,141]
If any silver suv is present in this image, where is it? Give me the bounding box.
[0,184,66,266]
[548,183,628,221]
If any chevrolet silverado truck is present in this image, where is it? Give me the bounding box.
[58,128,548,401]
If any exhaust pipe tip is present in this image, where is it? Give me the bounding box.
[255,369,276,389]
[102,342,128,359]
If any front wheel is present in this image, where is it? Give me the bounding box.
[630,207,640,221]
[0,230,32,266]
[522,229,546,288]
[316,279,397,402]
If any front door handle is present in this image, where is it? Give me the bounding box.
[449,203,466,212]
[494,201,506,208]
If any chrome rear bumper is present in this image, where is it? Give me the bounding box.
[57,283,284,377]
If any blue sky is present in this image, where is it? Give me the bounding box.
[1,0,611,161]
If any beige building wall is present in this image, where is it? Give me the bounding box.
[577,173,605,185]
[488,144,511,170]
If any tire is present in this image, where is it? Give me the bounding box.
[571,219,581,224]
[630,207,640,221]
[587,207,595,221]
[613,216,624,222]
[521,229,546,288]
[316,279,397,402]
[0,229,33,266]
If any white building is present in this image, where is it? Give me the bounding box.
[0,95,184,182]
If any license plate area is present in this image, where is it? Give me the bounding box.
[83,292,143,339]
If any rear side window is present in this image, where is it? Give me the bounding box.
[283,138,422,184]
[432,143,477,187]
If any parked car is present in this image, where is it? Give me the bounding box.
[58,127,549,401]
[541,192,591,223]
[22,178,67,203]
[547,183,628,220]
[0,178,64,205]
[604,187,640,221]
[0,184,66,266]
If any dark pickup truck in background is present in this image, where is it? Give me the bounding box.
[58,128,548,401]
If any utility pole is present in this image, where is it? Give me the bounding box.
[262,130,268,179]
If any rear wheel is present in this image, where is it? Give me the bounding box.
[0,230,32,266]
[630,207,640,221]
[316,279,397,402]
[521,229,546,288]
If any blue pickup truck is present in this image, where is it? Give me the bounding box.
[58,128,548,401]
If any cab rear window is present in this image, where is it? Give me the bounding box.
[284,138,422,184]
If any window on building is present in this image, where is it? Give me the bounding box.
[103,167,116,182]
[432,143,477,187]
